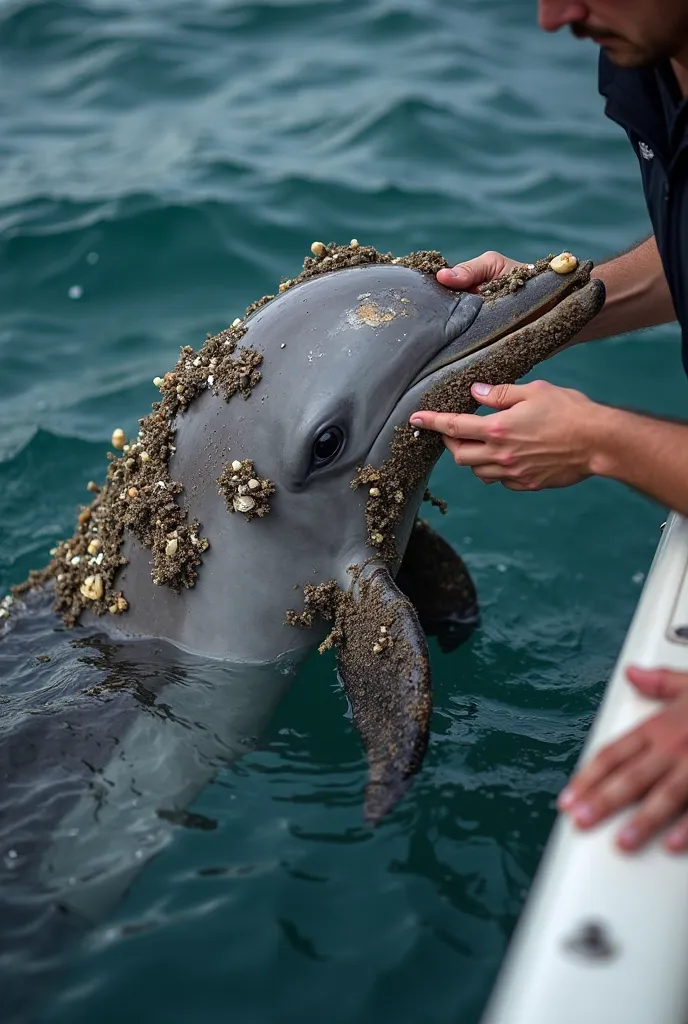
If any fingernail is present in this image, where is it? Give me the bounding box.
[473,383,491,396]
[440,268,457,279]
[617,824,641,849]
[572,803,596,826]
[558,787,575,810]
[409,416,423,426]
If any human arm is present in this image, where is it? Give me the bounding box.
[437,235,676,344]
[558,666,688,853]
[411,389,688,851]
[410,381,688,517]
[573,235,676,343]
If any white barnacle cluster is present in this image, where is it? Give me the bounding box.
[74,507,112,606]
[372,623,393,655]
[80,575,104,602]
[229,459,257,513]
[549,251,578,275]
[0,594,15,620]
[111,428,126,450]
[67,418,189,611]
[217,458,275,520]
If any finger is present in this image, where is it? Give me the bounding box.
[558,728,649,811]
[626,665,688,701]
[409,411,491,440]
[567,751,672,829]
[436,251,513,292]
[471,381,532,410]
[443,439,489,469]
[459,461,500,485]
[664,810,688,852]
[444,437,489,469]
[616,764,688,851]
[451,444,499,468]
[443,437,462,460]
[471,464,505,485]
[502,480,533,491]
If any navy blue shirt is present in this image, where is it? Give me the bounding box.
[599,51,688,374]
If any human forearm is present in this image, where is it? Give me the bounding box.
[411,380,688,512]
[573,235,676,344]
[591,405,688,514]
[437,236,676,346]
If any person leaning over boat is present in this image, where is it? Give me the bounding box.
[410,0,688,855]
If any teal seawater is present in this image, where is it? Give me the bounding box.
[0,1,685,1021]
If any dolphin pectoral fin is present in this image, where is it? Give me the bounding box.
[396,518,479,653]
[336,566,431,823]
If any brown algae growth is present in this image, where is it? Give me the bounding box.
[285,572,402,660]
[14,323,263,624]
[14,407,210,625]
[478,256,554,301]
[286,568,431,822]
[288,240,449,288]
[14,240,447,627]
[246,239,449,319]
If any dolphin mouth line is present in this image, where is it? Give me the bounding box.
[412,262,591,387]
[481,273,585,340]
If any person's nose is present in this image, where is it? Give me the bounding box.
[538,0,589,32]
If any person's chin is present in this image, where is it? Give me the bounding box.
[599,39,655,68]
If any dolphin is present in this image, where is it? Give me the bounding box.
[0,252,604,1014]
[99,255,603,820]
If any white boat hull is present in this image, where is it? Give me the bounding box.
[482,513,688,1024]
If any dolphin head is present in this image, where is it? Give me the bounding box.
[111,256,604,818]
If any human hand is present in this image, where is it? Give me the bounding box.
[559,667,688,853]
[409,380,600,491]
[437,251,525,292]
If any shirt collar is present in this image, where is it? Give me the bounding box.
[655,59,688,152]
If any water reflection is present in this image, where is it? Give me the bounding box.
[0,589,294,1022]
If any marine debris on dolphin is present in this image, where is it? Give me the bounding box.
[286,565,431,822]
[13,326,263,622]
[7,240,605,828]
[217,458,275,519]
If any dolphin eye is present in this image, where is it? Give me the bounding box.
[312,426,345,468]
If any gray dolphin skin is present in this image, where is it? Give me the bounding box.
[0,256,604,1016]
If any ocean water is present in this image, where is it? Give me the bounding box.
[0,1,685,1022]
